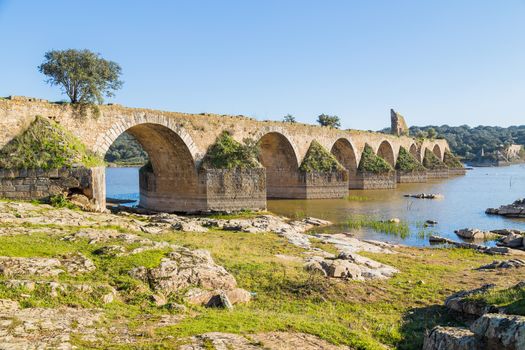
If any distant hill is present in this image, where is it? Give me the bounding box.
[105,132,148,166]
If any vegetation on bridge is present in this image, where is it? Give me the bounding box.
[443,149,464,169]
[299,141,344,173]
[358,144,393,173]
[422,149,447,170]
[201,131,261,169]
[0,116,103,170]
[395,147,425,172]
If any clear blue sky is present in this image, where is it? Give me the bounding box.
[0,0,524,130]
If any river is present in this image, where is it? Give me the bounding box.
[106,165,525,246]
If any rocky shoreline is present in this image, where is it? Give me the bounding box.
[486,198,525,218]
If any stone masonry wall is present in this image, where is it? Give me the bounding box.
[350,172,397,190]
[0,167,106,211]
[396,171,428,183]
[301,170,349,199]
[203,168,267,211]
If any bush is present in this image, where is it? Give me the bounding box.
[0,116,103,170]
[49,193,77,209]
[443,150,463,169]
[396,147,425,172]
[423,149,447,169]
[317,114,341,129]
[201,131,260,169]
[299,141,344,172]
[358,144,393,173]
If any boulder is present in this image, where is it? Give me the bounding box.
[470,313,525,350]
[500,233,524,248]
[59,252,96,274]
[454,228,491,240]
[185,287,251,307]
[445,284,498,316]
[477,259,525,270]
[423,326,483,350]
[130,248,237,295]
[320,259,362,280]
[0,257,64,277]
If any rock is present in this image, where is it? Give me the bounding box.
[320,259,362,280]
[429,235,454,244]
[454,228,491,240]
[426,220,438,225]
[0,299,19,312]
[500,232,524,248]
[404,193,443,199]
[445,284,498,316]
[389,218,400,224]
[59,252,96,274]
[173,221,209,233]
[470,313,525,350]
[185,287,251,307]
[130,248,237,295]
[69,193,98,212]
[304,259,327,276]
[93,245,126,256]
[152,293,168,307]
[423,326,483,350]
[486,199,525,218]
[0,257,64,277]
[477,259,525,270]
[180,332,348,350]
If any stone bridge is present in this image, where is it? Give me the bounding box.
[0,98,450,212]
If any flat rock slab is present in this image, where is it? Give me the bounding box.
[179,332,350,350]
[423,326,483,350]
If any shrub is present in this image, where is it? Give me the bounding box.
[396,147,425,172]
[317,114,341,129]
[423,149,447,169]
[0,116,103,170]
[358,144,393,173]
[299,141,344,172]
[443,150,463,169]
[201,131,260,169]
[49,193,77,209]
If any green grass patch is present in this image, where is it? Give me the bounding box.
[347,215,410,238]
[466,283,525,315]
[345,195,370,201]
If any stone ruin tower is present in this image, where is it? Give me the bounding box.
[390,109,409,136]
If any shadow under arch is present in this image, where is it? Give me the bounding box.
[432,144,443,161]
[257,131,300,198]
[409,143,420,162]
[330,138,358,188]
[103,122,200,212]
[377,140,396,167]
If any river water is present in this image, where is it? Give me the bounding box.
[106,165,525,246]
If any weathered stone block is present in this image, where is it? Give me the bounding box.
[350,171,397,189]
[396,170,428,183]
[427,169,449,179]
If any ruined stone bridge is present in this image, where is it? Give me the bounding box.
[0,98,451,212]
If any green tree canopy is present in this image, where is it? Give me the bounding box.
[443,149,463,169]
[283,114,296,123]
[317,114,341,129]
[38,49,123,105]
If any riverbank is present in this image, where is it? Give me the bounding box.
[0,200,524,349]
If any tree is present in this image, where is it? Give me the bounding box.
[317,114,341,128]
[426,127,437,139]
[283,114,296,123]
[38,49,123,105]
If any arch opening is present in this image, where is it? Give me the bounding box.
[258,132,300,198]
[377,140,395,167]
[432,144,443,161]
[409,143,420,162]
[331,138,358,189]
[104,123,199,212]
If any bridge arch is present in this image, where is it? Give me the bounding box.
[377,140,396,167]
[432,144,443,161]
[409,143,420,162]
[96,114,200,212]
[257,130,300,198]
[330,137,358,175]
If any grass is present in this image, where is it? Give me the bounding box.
[466,283,525,316]
[1,203,524,349]
[347,215,410,238]
[299,140,345,173]
[358,144,393,174]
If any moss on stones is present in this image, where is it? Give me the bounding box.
[299,141,344,173]
[396,147,425,172]
[443,150,463,169]
[201,131,260,169]
[423,149,447,170]
[0,116,103,170]
[358,144,393,174]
